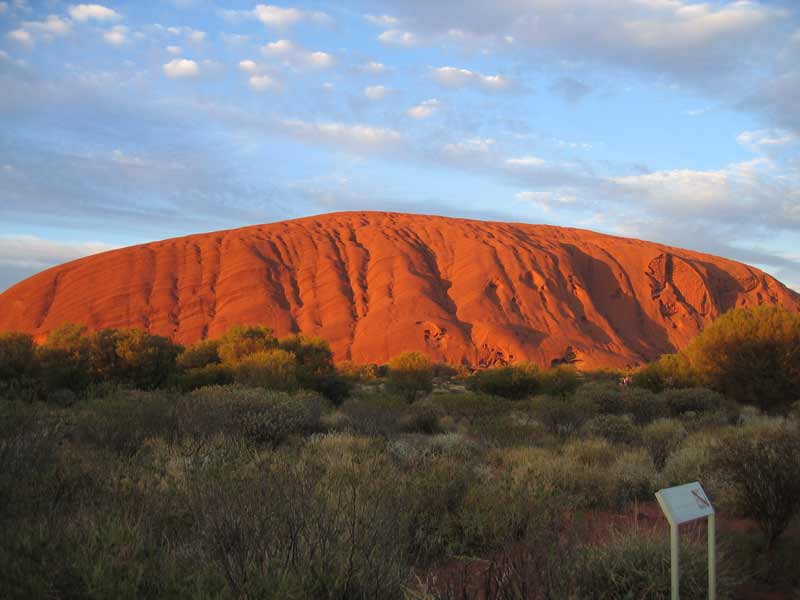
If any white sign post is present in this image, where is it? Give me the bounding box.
[655,482,716,600]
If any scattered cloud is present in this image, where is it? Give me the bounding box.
[378,30,418,47]
[163,58,199,78]
[364,14,399,27]
[238,59,258,73]
[364,85,388,101]
[249,74,277,91]
[261,39,334,69]
[7,29,33,48]
[737,129,797,151]
[166,45,182,55]
[431,66,512,91]
[103,25,129,46]
[253,4,331,28]
[8,15,71,48]
[277,118,404,152]
[361,60,387,74]
[68,4,120,22]
[407,98,440,118]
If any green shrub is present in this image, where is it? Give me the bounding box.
[233,349,298,391]
[575,381,625,415]
[642,418,688,470]
[711,422,800,548]
[0,332,37,382]
[418,392,510,420]
[87,328,180,389]
[386,352,434,403]
[621,386,669,424]
[182,385,326,445]
[75,389,177,455]
[467,362,539,399]
[578,529,738,599]
[37,324,92,394]
[216,325,277,365]
[176,338,221,369]
[662,432,717,489]
[581,414,640,445]
[529,393,597,436]
[659,387,726,417]
[538,365,582,397]
[681,306,800,413]
[178,363,234,391]
[469,415,550,448]
[338,395,409,436]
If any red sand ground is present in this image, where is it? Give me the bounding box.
[1,211,798,368]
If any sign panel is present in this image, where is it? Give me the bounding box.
[656,481,714,525]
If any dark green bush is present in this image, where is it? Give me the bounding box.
[87,328,180,389]
[621,386,669,424]
[538,365,582,397]
[216,325,277,365]
[575,381,625,415]
[178,363,234,391]
[578,530,738,599]
[75,389,177,455]
[467,362,539,399]
[176,338,221,369]
[182,385,326,445]
[529,393,597,436]
[659,387,726,417]
[581,414,640,445]
[386,351,434,403]
[641,418,688,470]
[711,422,800,548]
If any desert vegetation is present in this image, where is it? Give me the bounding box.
[1,306,800,598]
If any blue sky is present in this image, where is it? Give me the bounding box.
[1,0,799,292]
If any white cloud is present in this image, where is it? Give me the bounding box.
[24,15,72,36]
[431,66,512,90]
[516,190,577,212]
[69,4,120,22]
[364,85,389,100]
[307,51,334,68]
[7,29,33,48]
[163,58,199,78]
[221,32,250,45]
[188,29,205,43]
[278,119,404,152]
[111,149,147,166]
[361,60,387,74]
[103,25,128,46]
[507,156,547,167]
[0,235,117,272]
[378,29,418,47]
[249,74,277,91]
[166,45,182,55]
[253,4,331,28]
[407,98,440,118]
[261,40,334,69]
[364,14,399,27]
[443,137,495,156]
[0,2,7,14]
[239,59,258,73]
[737,129,797,150]
[262,38,295,54]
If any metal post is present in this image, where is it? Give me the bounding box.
[671,523,680,600]
[708,513,716,600]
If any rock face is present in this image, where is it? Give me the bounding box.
[1,212,798,368]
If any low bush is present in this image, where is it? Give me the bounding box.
[180,385,326,446]
[233,348,299,391]
[538,365,582,397]
[74,389,177,455]
[621,387,669,424]
[574,381,625,415]
[711,421,800,548]
[529,393,597,436]
[581,414,640,445]
[659,387,726,417]
[578,529,738,599]
[467,362,539,399]
[641,418,688,470]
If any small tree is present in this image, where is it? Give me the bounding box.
[217,325,278,365]
[38,323,92,394]
[0,332,38,383]
[712,423,800,549]
[177,338,221,369]
[682,306,800,413]
[386,351,434,403]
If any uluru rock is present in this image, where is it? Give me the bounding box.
[1,211,798,369]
